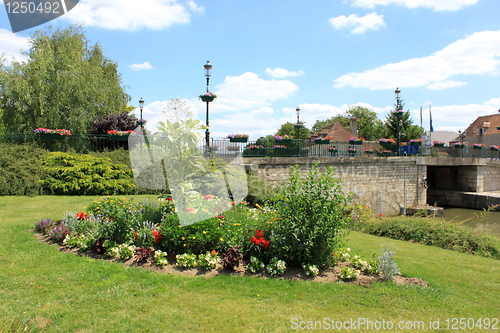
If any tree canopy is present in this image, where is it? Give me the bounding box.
[275,122,311,140]
[384,101,423,141]
[0,25,131,134]
[312,106,384,141]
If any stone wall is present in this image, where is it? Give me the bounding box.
[243,156,427,216]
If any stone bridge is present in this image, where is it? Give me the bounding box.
[241,156,500,216]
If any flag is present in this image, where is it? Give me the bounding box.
[429,105,434,132]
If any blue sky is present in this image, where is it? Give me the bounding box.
[1,0,500,139]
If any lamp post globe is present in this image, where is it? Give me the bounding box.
[139,97,144,120]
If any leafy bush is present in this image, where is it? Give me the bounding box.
[355,216,500,260]
[89,112,138,135]
[159,213,224,255]
[135,247,153,263]
[269,164,351,267]
[40,152,137,195]
[0,143,47,195]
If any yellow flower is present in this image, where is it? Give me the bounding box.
[181,237,185,240]
[233,223,241,226]
[256,204,263,210]
[201,209,208,213]
[183,244,186,247]
[203,231,207,234]
[178,225,182,228]
[192,237,196,240]
[241,201,247,205]
[220,238,224,241]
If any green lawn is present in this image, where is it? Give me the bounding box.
[1,196,499,332]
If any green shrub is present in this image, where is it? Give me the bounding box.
[355,217,500,260]
[268,164,352,267]
[40,152,137,195]
[0,143,47,195]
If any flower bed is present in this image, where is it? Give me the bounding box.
[227,134,249,143]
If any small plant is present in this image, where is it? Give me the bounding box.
[266,258,286,276]
[339,266,359,281]
[351,254,369,270]
[135,247,153,263]
[333,248,351,264]
[221,246,243,271]
[246,256,265,273]
[154,250,168,267]
[378,246,401,281]
[48,224,71,243]
[197,250,219,270]
[35,218,54,233]
[303,264,319,277]
[176,253,197,269]
[117,244,135,260]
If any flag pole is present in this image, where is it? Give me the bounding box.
[429,105,432,145]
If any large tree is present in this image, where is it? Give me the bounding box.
[312,106,384,141]
[275,122,311,140]
[0,25,130,134]
[384,101,423,141]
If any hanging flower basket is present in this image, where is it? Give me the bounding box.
[35,128,72,140]
[348,137,364,145]
[293,123,303,129]
[394,111,405,117]
[472,143,485,149]
[490,145,499,151]
[410,139,423,146]
[107,130,134,141]
[364,149,375,154]
[136,119,147,126]
[200,92,217,102]
[433,141,445,147]
[228,134,249,143]
[454,143,467,148]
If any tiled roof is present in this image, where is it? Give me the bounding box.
[464,114,500,137]
[307,121,353,141]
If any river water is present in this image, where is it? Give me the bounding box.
[442,208,500,235]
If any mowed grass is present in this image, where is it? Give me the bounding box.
[1,196,499,332]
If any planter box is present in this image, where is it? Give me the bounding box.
[455,145,466,149]
[433,143,444,148]
[473,146,484,150]
[315,140,330,144]
[200,95,215,102]
[410,142,422,146]
[293,124,302,128]
[349,141,363,145]
[108,135,130,141]
[39,133,63,140]
[364,151,375,154]
[229,138,248,143]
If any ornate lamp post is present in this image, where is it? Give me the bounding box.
[296,106,300,157]
[139,97,144,121]
[395,87,402,156]
[204,61,212,156]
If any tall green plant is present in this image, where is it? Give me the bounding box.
[270,164,352,267]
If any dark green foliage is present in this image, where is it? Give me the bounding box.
[385,100,423,141]
[89,112,138,135]
[269,164,351,267]
[275,122,311,140]
[159,213,224,255]
[40,152,136,195]
[356,217,500,260]
[0,143,47,195]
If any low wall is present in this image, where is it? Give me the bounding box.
[428,189,500,211]
[243,156,428,216]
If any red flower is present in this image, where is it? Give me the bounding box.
[76,211,87,220]
[262,240,270,250]
[186,207,195,213]
[166,198,173,201]
[379,213,383,217]
[256,229,263,239]
[153,230,162,243]
[204,195,212,200]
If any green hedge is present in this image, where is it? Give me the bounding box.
[40,152,137,195]
[0,143,47,195]
[355,216,500,260]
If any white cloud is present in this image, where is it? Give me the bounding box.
[351,0,478,11]
[130,62,153,70]
[428,80,467,90]
[0,29,30,64]
[62,0,194,30]
[187,0,204,13]
[265,68,304,78]
[333,30,500,90]
[329,12,386,34]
